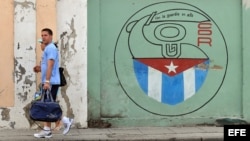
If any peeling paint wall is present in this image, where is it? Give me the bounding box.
[0,0,87,129]
[13,0,36,129]
[57,0,87,128]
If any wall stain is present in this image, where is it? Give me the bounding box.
[24,75,34,87]
[17,92,28,102]
[17,42,20,50]
[15,57,23,60]
[58,17,79,118]
[15,60,26,84]
[17,75,34,102]
[1,108,10,121]
[14,42,33,102]
[14,1,35,22]
[197,63,208,70]
[26,45,33,50]
[88,119,111,128]
[67,18,77,53]
[211,65,223,70]
[60,80,74,118]
[9,121,15,129]
[60,31,67,40]
[23,103,35,128]
[14,1,35,10]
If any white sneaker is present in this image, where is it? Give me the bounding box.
[63,118,74,135]
[34,130,52,138]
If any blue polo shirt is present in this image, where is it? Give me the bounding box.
[41,42,60,85]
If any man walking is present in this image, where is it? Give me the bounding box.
[33,28,73,138]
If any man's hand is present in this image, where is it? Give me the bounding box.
[33,66,41,73]
[43,82,50,90]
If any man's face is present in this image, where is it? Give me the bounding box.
[41,31,52,45]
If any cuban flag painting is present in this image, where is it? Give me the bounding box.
[133,58,209,105]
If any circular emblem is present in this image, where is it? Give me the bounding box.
[114,1,227,116]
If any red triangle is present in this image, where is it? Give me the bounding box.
[136,58,208,76]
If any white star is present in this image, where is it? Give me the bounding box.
[165,61,178,73]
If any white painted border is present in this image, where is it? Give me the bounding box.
[13,0,36,129]
[57,0,88,128]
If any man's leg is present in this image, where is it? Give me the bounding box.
[54,120,62,131]
[34,122,52,138]
[62,116,74,135]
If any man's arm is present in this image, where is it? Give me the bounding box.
[43,59,54,89]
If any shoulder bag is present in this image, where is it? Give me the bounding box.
[59,67,67,87]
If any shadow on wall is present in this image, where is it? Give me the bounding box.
[88,119,111,128]
[215,118,248,126]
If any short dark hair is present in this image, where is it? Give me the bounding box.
[41,28,53,35]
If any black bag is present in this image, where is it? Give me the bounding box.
[29,90,62,122]
[59,67,67,87]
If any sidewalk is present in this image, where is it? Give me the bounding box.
[0,126,223,141]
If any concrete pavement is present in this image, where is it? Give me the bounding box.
[0,126,223,141]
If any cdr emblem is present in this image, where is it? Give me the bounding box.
[114,1,227,116]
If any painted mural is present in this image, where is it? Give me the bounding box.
[114,1,227,116]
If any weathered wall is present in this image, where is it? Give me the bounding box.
[0,0,87,129]
[88,0,250,127]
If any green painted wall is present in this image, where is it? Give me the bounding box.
[88,0,250,127]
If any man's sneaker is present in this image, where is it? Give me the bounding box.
[34,130,52,138]
[63,118,74,135]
